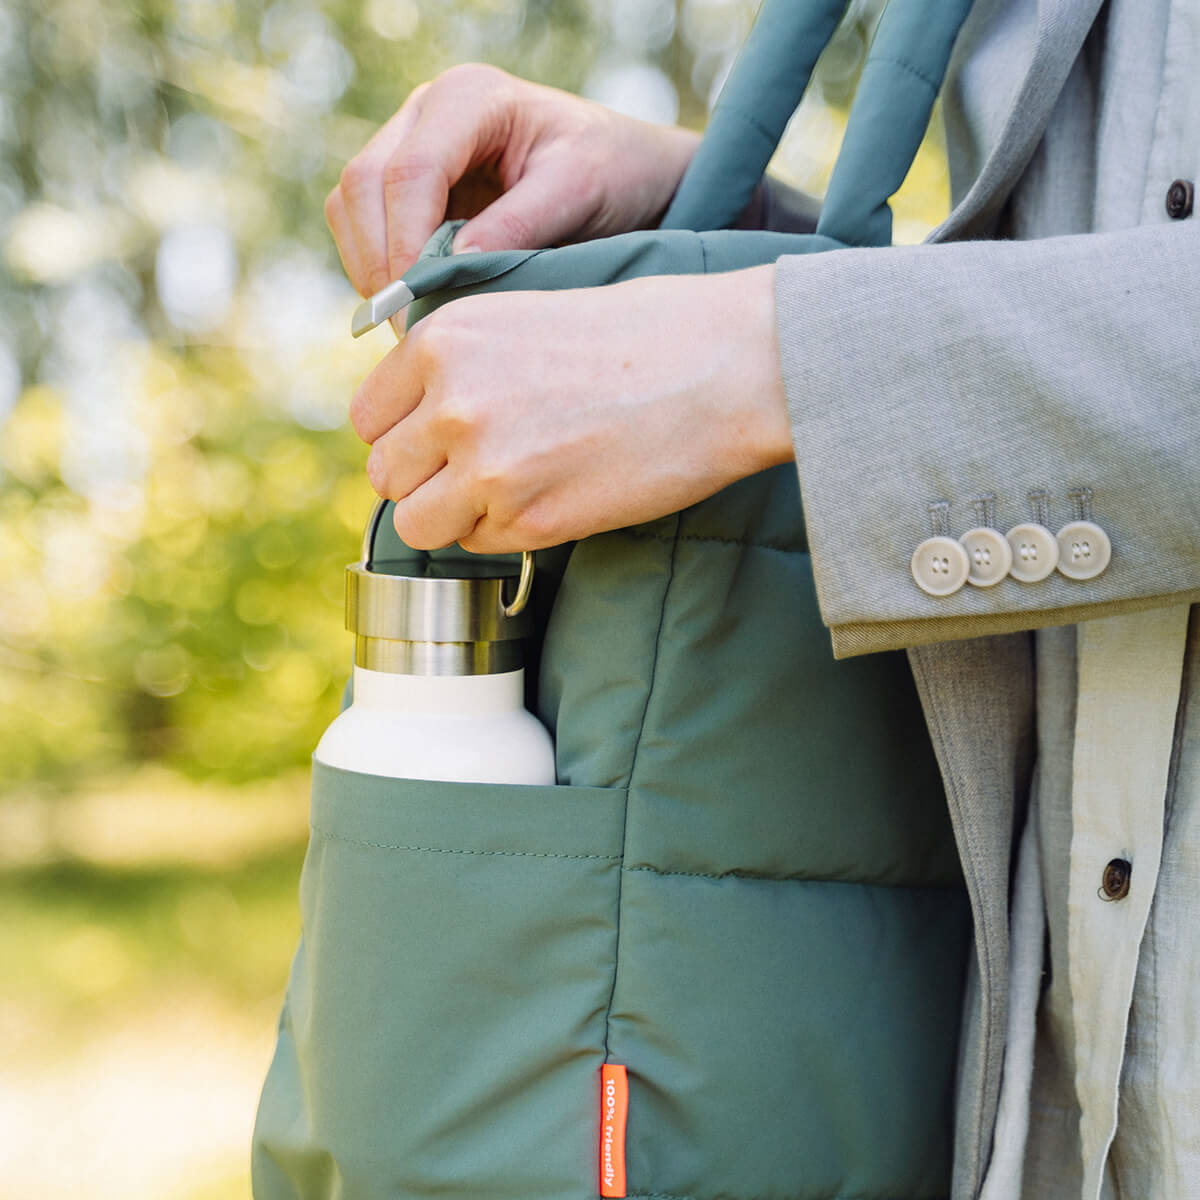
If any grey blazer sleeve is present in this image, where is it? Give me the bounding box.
[774,221,1200,657]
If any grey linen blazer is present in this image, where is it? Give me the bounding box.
[766,0,1200,1195]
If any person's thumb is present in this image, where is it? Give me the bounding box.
[452,170,584,254]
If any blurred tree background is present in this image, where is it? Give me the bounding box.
[0,0,947,1196]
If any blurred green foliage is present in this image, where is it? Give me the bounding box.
[0,0,941,791]
[2,837,302,1043]
[0,7,950,1195]
[0,0,601,788]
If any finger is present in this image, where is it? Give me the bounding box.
[457,513,526,556]
[391,465,484,551]
[452,163,591,253]
[365,408,446,507]
[350,340,426,444]
[337,86,430,295]
[324,185,371,296]
[382,67,515,280]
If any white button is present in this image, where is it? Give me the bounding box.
[960,527,1013,587]
[1006,522,1059,582]
[912,536,970,596]
[1055,520,1111,580]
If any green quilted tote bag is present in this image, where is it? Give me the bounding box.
[253,1,977,1197]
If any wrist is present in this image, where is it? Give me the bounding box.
[709,264,794,478]
[660,124,702,177]
[640,124,702,224]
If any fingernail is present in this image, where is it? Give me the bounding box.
[453,240,482,255]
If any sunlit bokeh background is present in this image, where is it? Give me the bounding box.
[0,1,948,1195]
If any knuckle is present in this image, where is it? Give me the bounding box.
[442,61,507,94]
[577,169,608,219]
[457,527,494,555]
[365,445,392,496]
[390,508,423,548]
[405,80,432,107]
[513,505,558,549]
[442,382,493,441]
[495,208,535,248]
[470,454,521,513]
[382,151,440,192]
[348,388,373,441]
[323,185,341,222]
[435,394,478,444]
[365,265,392,295]
[408,317,452,373]
[338,158,372,201]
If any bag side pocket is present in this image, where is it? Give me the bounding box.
[253,761,626,1200]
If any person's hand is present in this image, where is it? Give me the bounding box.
[350,265,793,553]
[325,64,700,296]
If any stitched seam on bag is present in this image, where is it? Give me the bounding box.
[623,530,804,554]
[864,53,940,93]
[309,824,619,861]
[602,517,680,1060]
[710,102,778,149]
[622,863,967,890]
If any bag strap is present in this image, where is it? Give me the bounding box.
[350,0,978,339]
[816,0,975,246]
[660,0,850,233]
[661,0,974,247]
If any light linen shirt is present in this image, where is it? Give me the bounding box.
[977,6,1200,1196]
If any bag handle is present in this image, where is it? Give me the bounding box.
[816,0,975,247]
[351,0,978,335]
[662,0,974,247]
[661,0,850,233]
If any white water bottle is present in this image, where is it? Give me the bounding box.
[315,512,555,785]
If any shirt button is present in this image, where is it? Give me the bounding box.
[1100,858,1131,901]
[1005,522,1059,582]
[1166,179,1194,219]
[911,535,969,596]
[1055,519,1112,580]
[960,526,1013,587]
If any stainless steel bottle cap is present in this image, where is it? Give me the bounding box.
[346,559,533,676]
[347,559,533,641]
[350,561,532,676]
[347,499,536,676]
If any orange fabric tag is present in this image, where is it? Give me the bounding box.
[599,1064,628,1198]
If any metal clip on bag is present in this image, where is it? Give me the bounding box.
[253,1,977,1197]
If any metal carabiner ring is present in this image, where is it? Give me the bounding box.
[503,550,535,618]
[363,497,532,617]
